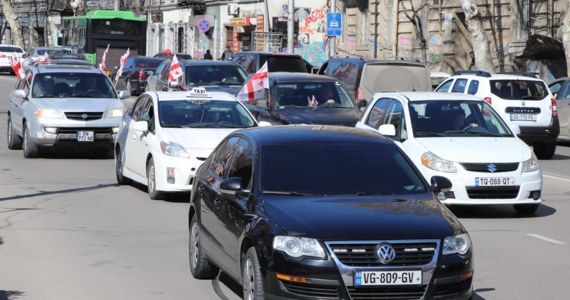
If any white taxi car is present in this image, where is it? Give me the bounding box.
[115,88,264,200]
[356,92,543,214]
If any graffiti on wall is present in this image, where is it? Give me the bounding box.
[296,42,327,67]
[283,1,327,66]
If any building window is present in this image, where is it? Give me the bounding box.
[361,8,369,45]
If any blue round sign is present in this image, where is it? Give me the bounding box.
[198,18,210,32]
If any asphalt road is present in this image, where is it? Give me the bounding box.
[0,74,569,300]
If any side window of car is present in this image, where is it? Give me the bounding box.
[141,100,156,133]
[227,139,253,189]
[131,97,148,121]
[243,55,255,74]
[160,62,171,81]
[451,78,468,93]
[209,137,241,179]
[435,79,454,92]
[467,80,479,95]
[332,62,358,93]
[366,98,391,129]
[384,101,405,138]
[124,59,133,69]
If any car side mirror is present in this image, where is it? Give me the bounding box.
[132,120,148,132]
[431,176,452,194]
[14,89,27,99]
[220,177,243,200]
[357,99,368,109]
[118,90,131,99]
[378,124,396,136]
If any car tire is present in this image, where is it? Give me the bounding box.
[147,157,165,200]
[533,142,556,159]
[514,204,540,214]
[115,147,131,185]
[242,247,265,300]
[189,214,219,279]
[7,116,22,150]
[22,124,39,158]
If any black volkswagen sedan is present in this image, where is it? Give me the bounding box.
[247,73,363,127]
[189,126,473,300]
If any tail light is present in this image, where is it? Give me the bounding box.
[356,88,364,101]
[483,97,492,105]
[135,69,147,80]
[551,98,558,117]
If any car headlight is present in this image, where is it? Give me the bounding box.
[105,108,124,118]
[160,141,189,159]
[523,152,540,172]
[443,233,472,255]
[33,108,62,118]
[273,236,325,259]
[421,152,457,173]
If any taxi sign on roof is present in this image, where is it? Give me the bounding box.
[187,87,211,98]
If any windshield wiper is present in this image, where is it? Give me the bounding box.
[183,123,220,128]
[161,124,184,128]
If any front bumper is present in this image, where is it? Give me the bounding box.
[27,116,121,147]
[153,154,207,193]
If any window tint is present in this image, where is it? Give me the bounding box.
[227,140,253,188]
[140,99,156,133]
[160,62,171,81]
[158,100,256,128]
[185,65,246,86]
[467,80,479,95]
[0,46,24,53]
[260,55,306,73]
[451,78,468,93]
[274,81,354,108]
[435,79,453,92]
[490,80,548,100]
[366,99,391,128]
[131,97,148,121]
[32,73,116,98]
[385,101,405,137]
[261,142,427,196]
[330,61,359,96]
[209,137,241,179]
[134,58,164,69]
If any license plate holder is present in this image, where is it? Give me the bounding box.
[475,177,515,186]
[77,131,94,142]
[354,270,422,286]
[510,114,537,121]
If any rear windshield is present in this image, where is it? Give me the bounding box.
[260,55,307,73]
[34,48,71,56]
[260,142,427,196]
[185,65,246,86]
[490,80,548,100]
[362,64,430,92]
[274,81,355,108]
[0,46,24,53]
[134,58,164,69]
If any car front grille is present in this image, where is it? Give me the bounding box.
[460,162,519,173]
[327,242,437,267]
[347,285,427,300]
[279,280,339,299]
[466,186,520,199]
[64,112,104,121]
[432,278,472,296]
[56,127,114,141]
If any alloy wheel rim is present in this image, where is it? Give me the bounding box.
[7,119,12,144]
[244,258,255,300]
[116,152,123,178]
[190,222,199,269]
[148,163,155,193]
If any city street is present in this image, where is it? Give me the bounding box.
[0,74,569,299]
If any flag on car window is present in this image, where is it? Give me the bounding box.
[168,54,183,82]
[308,95,318,107]
[237,62,269,103]
[115,48,130,82]
[99,44,109,72]
[32,53,50,63]
[10,54,25,80]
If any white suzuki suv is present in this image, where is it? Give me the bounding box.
[435,71,559,159]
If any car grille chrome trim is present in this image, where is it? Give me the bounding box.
[466,186,520,199]
[460,162,519,173]
[64,112,104,121]
[328,242,437,267]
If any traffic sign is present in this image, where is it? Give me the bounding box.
[327,13,342,37]
[197,18,211,32]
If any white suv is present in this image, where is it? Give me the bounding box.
[435,71,559,159]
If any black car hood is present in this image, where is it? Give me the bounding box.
[274,107,360,126]
[262,194,463,241]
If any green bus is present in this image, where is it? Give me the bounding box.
[62,10,147,72]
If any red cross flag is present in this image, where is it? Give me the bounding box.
[115,48,130,82]
[10,54,25,80]
[168,54,183,82]
[99,44,110,72]
[32,53,50,63]
[237,62,269,103]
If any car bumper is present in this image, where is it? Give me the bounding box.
[27,116,121,147]
[130,79,147,92]
[153,155,206,192]
[261,243,473,300]
[518,117,560,145]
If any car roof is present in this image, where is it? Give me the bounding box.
[32,64,100,74]
[450,73,544,81]
[374,91,484,103]
[269,72,337,81]
[150,91,240,102]
[237,125,390,145]
[179,60,240,66]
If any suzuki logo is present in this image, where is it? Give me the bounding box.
[377,244,396,264]
[487,163,497,173]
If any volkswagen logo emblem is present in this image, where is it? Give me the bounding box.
[81,113,88,120]
[487,163,497,173]
[376,243,396,264]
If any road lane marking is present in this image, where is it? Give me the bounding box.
[543,174,570,183]
[527,233,566,245]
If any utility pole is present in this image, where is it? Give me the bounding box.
[330,0,336,57]
[287,0,294,54]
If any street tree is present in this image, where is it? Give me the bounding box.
[399,0,428,64]
[0,0,24,47]
[461,0,494,72]
[71,0,86,16]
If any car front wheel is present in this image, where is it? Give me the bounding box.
[242,247,264,300]
[115,147,131,185]
[189,214,219,279]
[22,124,39,158]
[147,157,165,200]
[7,116,22,150]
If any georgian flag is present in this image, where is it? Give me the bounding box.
[168,54,183,82]
[237,62,269,103]
[308,95,318,107]
[32,53,50,63]
[99,44,110,72]
[10,54,25,79]
[115,48,130,81]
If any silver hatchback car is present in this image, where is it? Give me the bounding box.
[7,63,130,158]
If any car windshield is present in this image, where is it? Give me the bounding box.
[0,46,23,53]
[490,79,548,100]
[159,100,256,128]
[185,65,246,86]
[275,81,355,108]
[410,100,513,137]
[31,73,117,98]
[261,142,427,196]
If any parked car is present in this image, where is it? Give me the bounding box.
[356,91,543,214]
[145,60,169,91]
[435,70,559,159]
[189,125,473,299]
[110,56,165,96]
[248,72,364,126]
[0,44,25,74]
[317,56,432,102]
[156,60,247,96]
[7,64,130,158]
[115,88,266,200]
[547,77,570,142]
[232,51,312,74]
